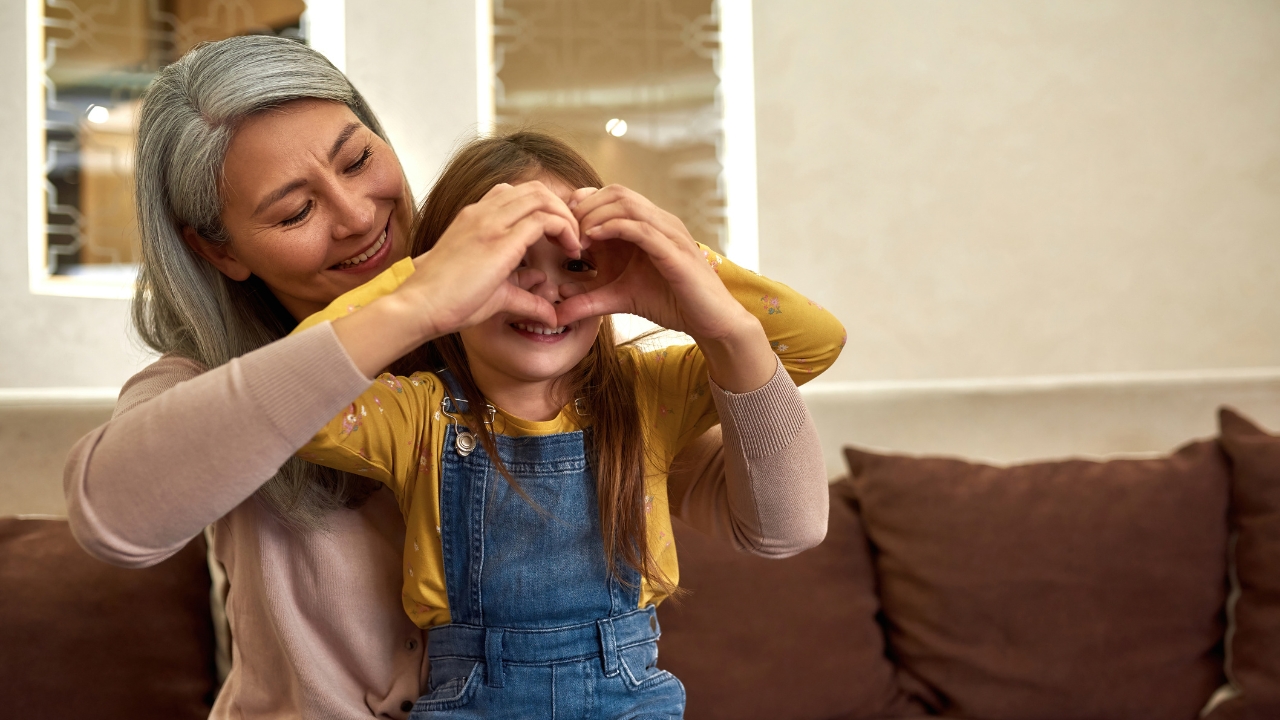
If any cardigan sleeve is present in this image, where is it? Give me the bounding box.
[63,323,374,567]
[666,357,828,557]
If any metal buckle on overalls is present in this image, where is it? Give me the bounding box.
[440,396,496,457]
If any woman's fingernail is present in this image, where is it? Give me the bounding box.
[586,227,599,236]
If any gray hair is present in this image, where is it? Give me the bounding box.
[133,35,387,530]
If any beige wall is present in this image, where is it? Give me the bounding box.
[755,0,1280,383]
[344,0,485,201]
[8,1,1280,511]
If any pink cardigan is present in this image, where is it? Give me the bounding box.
[64,322,829,719]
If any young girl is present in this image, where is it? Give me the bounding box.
[293,132,844,718]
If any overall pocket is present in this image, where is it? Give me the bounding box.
[411,660,482,715]
[617,639,679,691]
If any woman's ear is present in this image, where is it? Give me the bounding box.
[181,226,252,281]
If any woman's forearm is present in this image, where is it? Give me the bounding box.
[668,357,828,557]
[63,323,373,567]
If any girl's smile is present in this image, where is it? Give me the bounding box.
[508,321,571,341]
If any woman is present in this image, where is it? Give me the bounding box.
[64,35,831,719]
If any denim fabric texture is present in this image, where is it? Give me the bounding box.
[410,373,685,719]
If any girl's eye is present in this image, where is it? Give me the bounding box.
[346,147,373,173]
[280,201,313,227]
[565,259,594,273]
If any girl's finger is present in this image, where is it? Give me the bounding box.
[505,211,580,258]
[555,283,628,327]
[558,281,589,299]
[574,185,689,243]
[567,186,599,211]
[569,183,625,219]
[499,286,559,329]
[516,203,583,258]
[485,183,582,253]
[512,267,547,291]
[584,218,681,268]
[479,182,515,202]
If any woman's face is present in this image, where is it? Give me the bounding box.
[194,98,413,320]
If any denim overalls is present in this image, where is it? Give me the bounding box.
[409,373,686,719]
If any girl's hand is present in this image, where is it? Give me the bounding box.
[334,181,579,377]
[405,181,580,338]
[557,185,776,392]
[557,185,743,340]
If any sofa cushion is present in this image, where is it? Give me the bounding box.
[1203,408,1280,719]
[0,517,216,718]
[844,441,1229,720]
[658,483,924,720]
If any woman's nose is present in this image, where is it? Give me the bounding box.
[328,186,376,239]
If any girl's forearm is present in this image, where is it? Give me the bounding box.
[702,246,846,384]
[692,310,777,394]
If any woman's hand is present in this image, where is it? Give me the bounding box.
[334,181,580,377]
[556,185,776,392]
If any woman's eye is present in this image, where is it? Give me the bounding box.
[346,147,373,173]
[280,201,312,227]
[565,259,594,273]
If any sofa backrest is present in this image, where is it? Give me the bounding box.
[802,367,1280,476]
[0,517,217,718]
[7,370,1280,516]
[0,391,115,517]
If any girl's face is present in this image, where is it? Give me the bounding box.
[459,174,603,406]
[191,98,413,320]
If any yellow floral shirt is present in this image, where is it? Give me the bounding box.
[293,245,845,629]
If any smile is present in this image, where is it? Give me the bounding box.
[510,322,569,336]
[335,229,387,269]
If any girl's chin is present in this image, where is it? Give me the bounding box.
[500,361,582,383]
[478,347,589,383]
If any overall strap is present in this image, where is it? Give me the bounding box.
[435,367,470,416]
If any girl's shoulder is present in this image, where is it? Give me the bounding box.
[370,369,445,397]
[616,342,701,372]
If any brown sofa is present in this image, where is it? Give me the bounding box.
[2,407,1277,719]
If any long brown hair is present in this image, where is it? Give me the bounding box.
[392,131,671,593]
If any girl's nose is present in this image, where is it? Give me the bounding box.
[528,271,565,304]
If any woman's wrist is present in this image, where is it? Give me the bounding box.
[331,292,440,378]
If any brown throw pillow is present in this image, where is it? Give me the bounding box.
[0,518,216,718]
[1203,408,1280,720]
[658,483,924,720]
[845,442,1230,720]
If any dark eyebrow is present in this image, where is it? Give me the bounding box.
[328,122,362,162]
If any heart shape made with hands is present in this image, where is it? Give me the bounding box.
[552,236,648,328]
[511,181,733,341]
